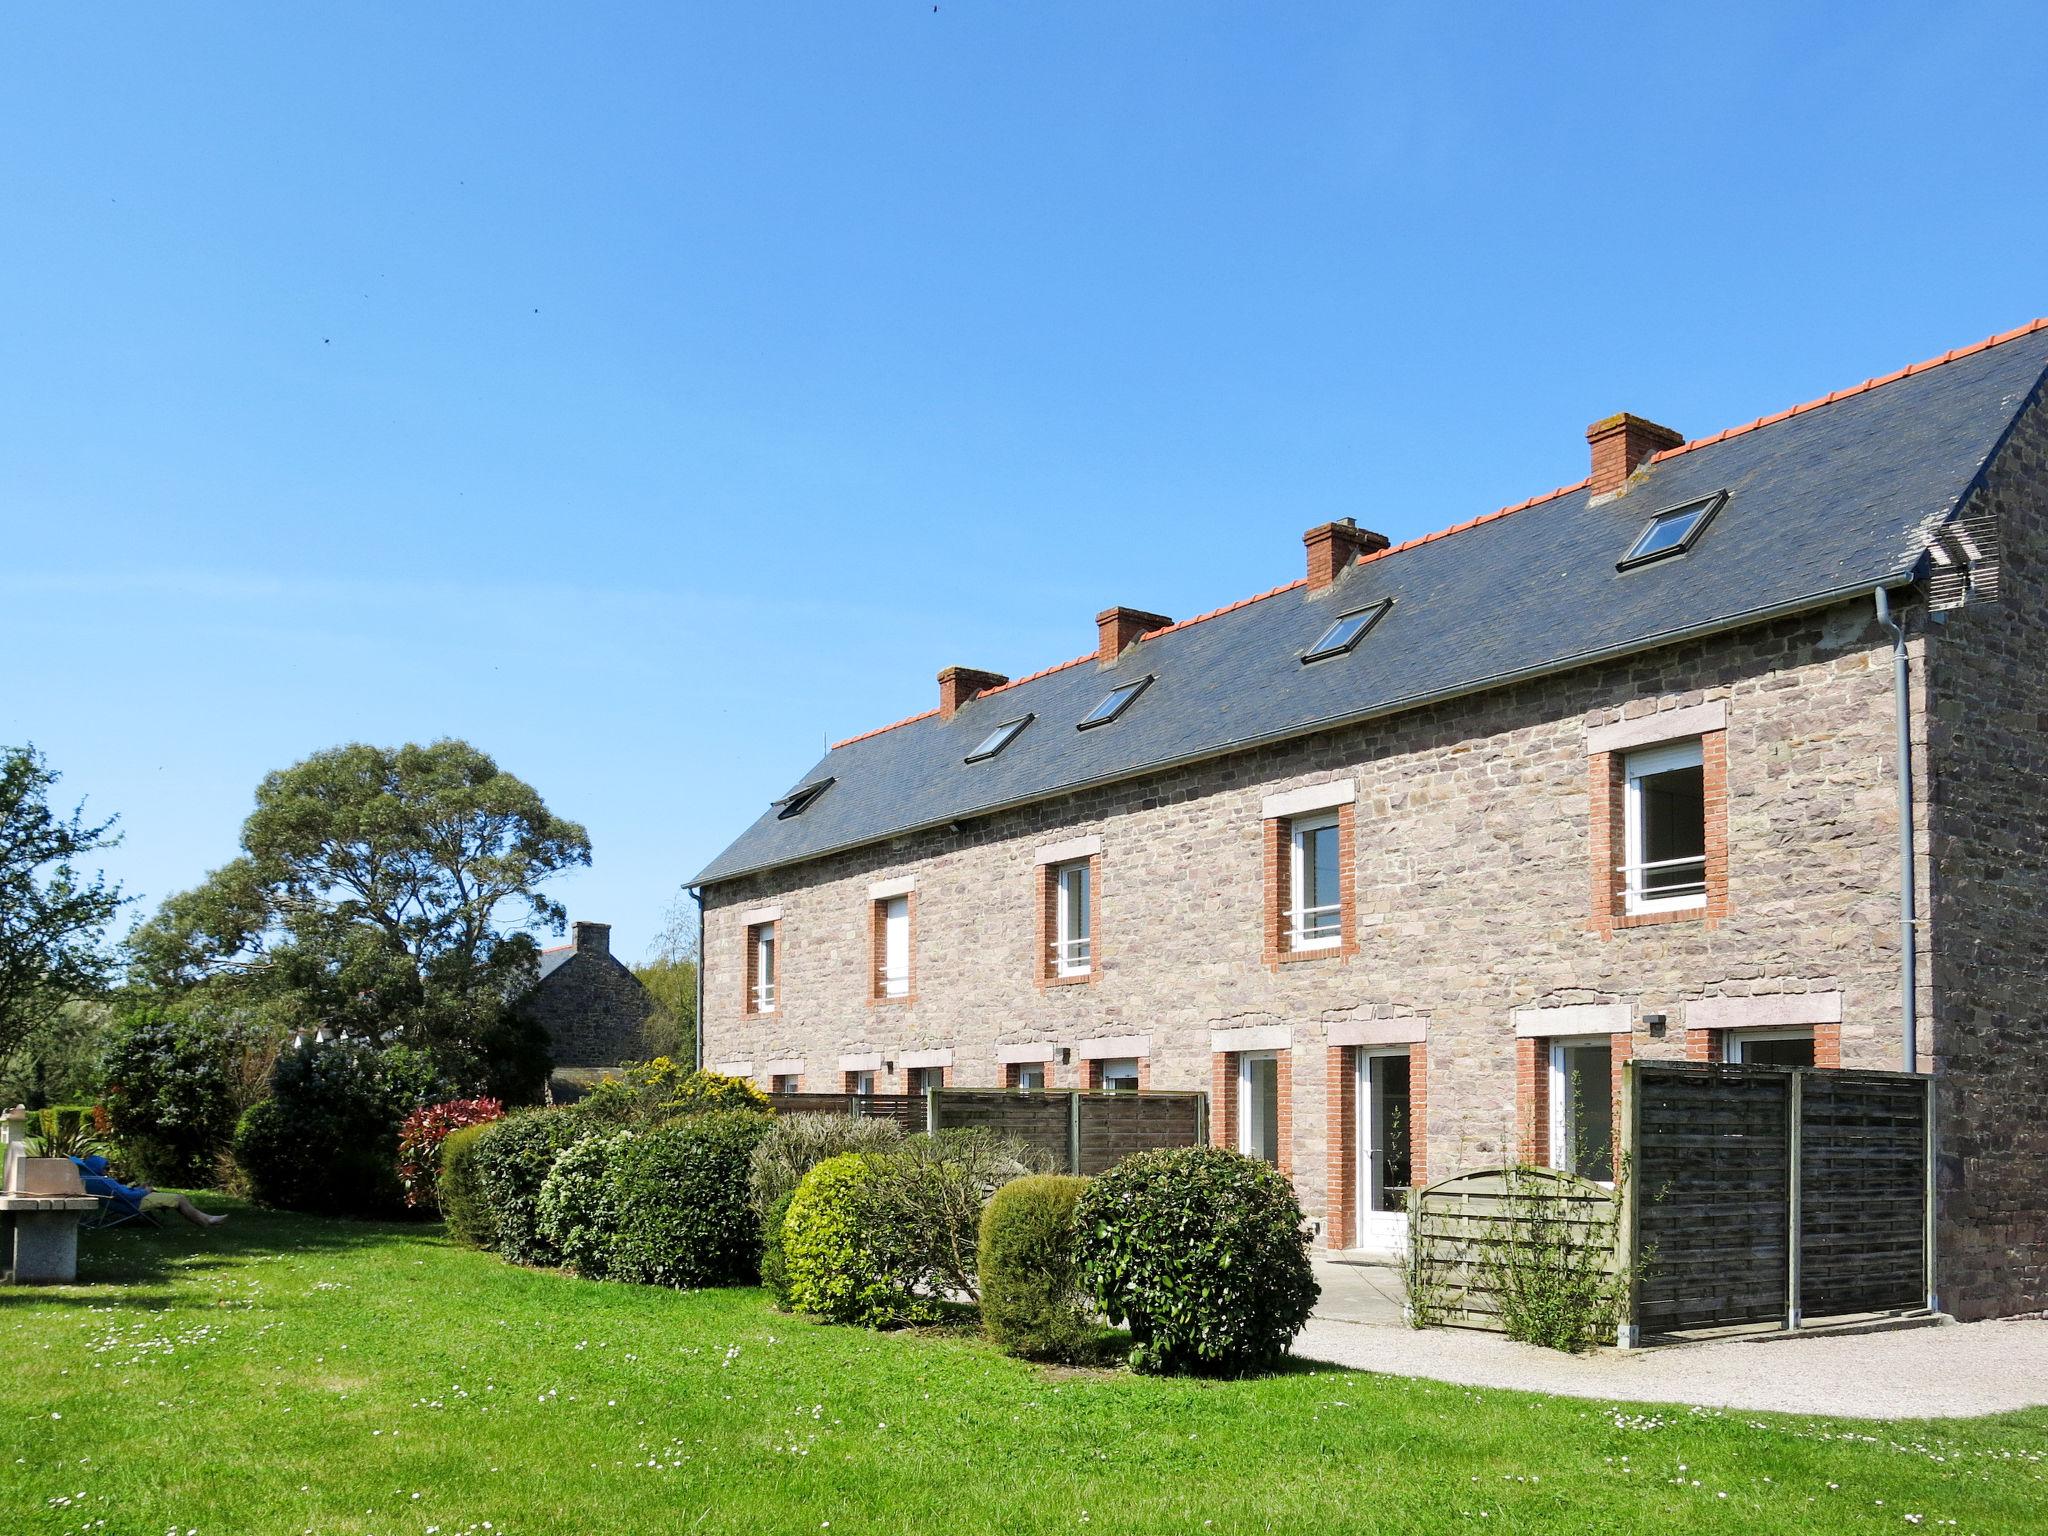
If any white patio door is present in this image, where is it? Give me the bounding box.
[1356,1048,1414,1253]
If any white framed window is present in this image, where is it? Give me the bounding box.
[750,921,777,1012]
[906,1065,941,1096]
[1724,1029,1814,1068]
[1099,1057,1141,1094]
[1621,739,1707,914]
[1053,859,1092,976]
[1014,1063,1046,1092]
[879,894,910,998]
[1238,1050,1282,1164]
[1356,1048,1414,1226]
[770,1073,800,1094]
[850,1071,875,1097]
[1548,1037,1615,1184]
[1288,812,1342,950]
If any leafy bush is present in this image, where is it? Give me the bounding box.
[438,1121,499,1249]
[747,1112,905,1218]
[782,1153,933,1326]
[469,1108,597,1265]
[396,1097,505,1211]
[860,1129,1048,1301]
[100,1001,267,1185]
[980,1174,1093,1361]
[1074,1145,1319,1376]
[232,1038,450,1215]
[606,1110,773,1288]
[538,1129,636,1278]
[1477,1165,1630,1353]
[759,1189,797,1306]
[562,1059,769,1125]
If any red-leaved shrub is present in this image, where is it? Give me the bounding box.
[397,1097,506,1211]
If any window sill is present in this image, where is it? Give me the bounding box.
[867,993,916,1008]
[1043,971,1096,988]
[1276,943,1351,965]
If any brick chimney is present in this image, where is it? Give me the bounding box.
[937,665,1008,719]
[1095,606,1173,665]
[572,920,611,958]
[1586,413,1683,497]
[1303,518,1390,592]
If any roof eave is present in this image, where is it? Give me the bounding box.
[692,569,1920,890]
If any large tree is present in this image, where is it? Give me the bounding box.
[632,891,700,1065]
[0,744,124,1061]
[128,740,590,1095]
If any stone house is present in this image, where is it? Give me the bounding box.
[518,920,666,1071]
[691,320,2048,1319]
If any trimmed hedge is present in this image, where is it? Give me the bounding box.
[606,1110,772,1288]
[979,1174,1092,1361]
[782,1153,933,1326]
[747,1112,905,1219]
[538,1129,636,1279]
[470,1109,596,1265]
[759,1189,798,1307]
[1074,1145,1319,1376]
[438,1121,499,1249]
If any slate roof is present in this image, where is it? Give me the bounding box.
[695,322,2048,887]
[537,944,576,982]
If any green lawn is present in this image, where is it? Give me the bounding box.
[6,1200,2043,1535]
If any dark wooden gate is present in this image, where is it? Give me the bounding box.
[1623,1061,1933,1338]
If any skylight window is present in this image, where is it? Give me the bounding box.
[965,714,1034,763]
[774,778,834,819]
[1302,600,1391,663]
[1077,676,1153,730]
[1619,492,1726,570]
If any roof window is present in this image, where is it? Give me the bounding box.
[1619,492,1725,570]
[775,778,834,819]
[965,715,1034,763]
[1077,676,1153,730]
[1302,600,1391,663]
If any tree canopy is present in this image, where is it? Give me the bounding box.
[128,740,590,1096]
[0,744,124,1060]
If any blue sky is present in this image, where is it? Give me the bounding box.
[5,2,2044,961]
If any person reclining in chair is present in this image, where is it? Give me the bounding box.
[72,1154,226,1228]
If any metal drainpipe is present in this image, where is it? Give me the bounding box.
[1873,586,1918,1073]
[690,885,706,1074]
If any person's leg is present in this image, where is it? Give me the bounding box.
[169,1195,226,1228]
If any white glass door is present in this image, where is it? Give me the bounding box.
[1238,1051,1281,1164]
[1356,1049,1413,1252]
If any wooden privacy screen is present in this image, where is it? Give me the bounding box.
[1408,1167,1619,1332]
[769,1088,1207,1175]
[1624,1061,1933,1337]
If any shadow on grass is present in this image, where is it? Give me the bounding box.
[1,1193,439,1308]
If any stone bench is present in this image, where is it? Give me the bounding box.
[0,1195,101,1284]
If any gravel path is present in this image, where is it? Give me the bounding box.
[1294,1316,2048,1419]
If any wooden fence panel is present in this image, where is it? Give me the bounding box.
[1799,1072,1927,1316]
[1410,1168,1618,1332]
[932,1090,1072,1170]
[771,1088,1206,1174]
[1076,1093,1205,1174]
[769,1092,925,1132]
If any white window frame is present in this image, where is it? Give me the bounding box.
[750,920,777,1012]
[1014,1063,1046,1092]
[1288,811,1342,951]
[1723,1028,1815,1065]
[1238,1050,1281,1164]
[1053,859,1092,977]
[770,1073,799,1095]
[851,1070,875,1097]
[879,894,911,998]
[1098,1057,1141,1093]
[1621,738,1707,916]
[1355,1047,1412,1252]
[1548,1036,1615,1185]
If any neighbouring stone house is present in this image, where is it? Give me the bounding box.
[691,320,2048,1320]
[518,920,666,1071]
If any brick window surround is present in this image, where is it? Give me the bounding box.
[867,891,917,1005]
[742,921,775,1016]
[1004,1060,1056,1089]
[1211,1049,1293,1174]
[1034,854,1099,988]
[1082,1057,1149,1092]
[1686,1024,1842,1067]
[1323,1043,1428,1252]
[1263,804,1358,967]
[1589,728,1729,937]
[1516,1033,1632,1167]
[905,1065,948,1095]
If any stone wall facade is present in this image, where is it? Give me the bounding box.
[1927,385,2048,1320]
[701,392,2048,1318]
[520,922,666,1070]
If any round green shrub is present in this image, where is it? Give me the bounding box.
[232,1039,450,1216]
[470,1108,597,1265]
[606,1110,773,1288]
[747,1111,905,1219]
[101,1001,265,1186]
[437,1121,499,1249]
[782,1152,933,1326]
[759,1189,798,1307]
[1074,1145,1319,1376]
[979,1174,1092,1361]
[538,1129,636,1279]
